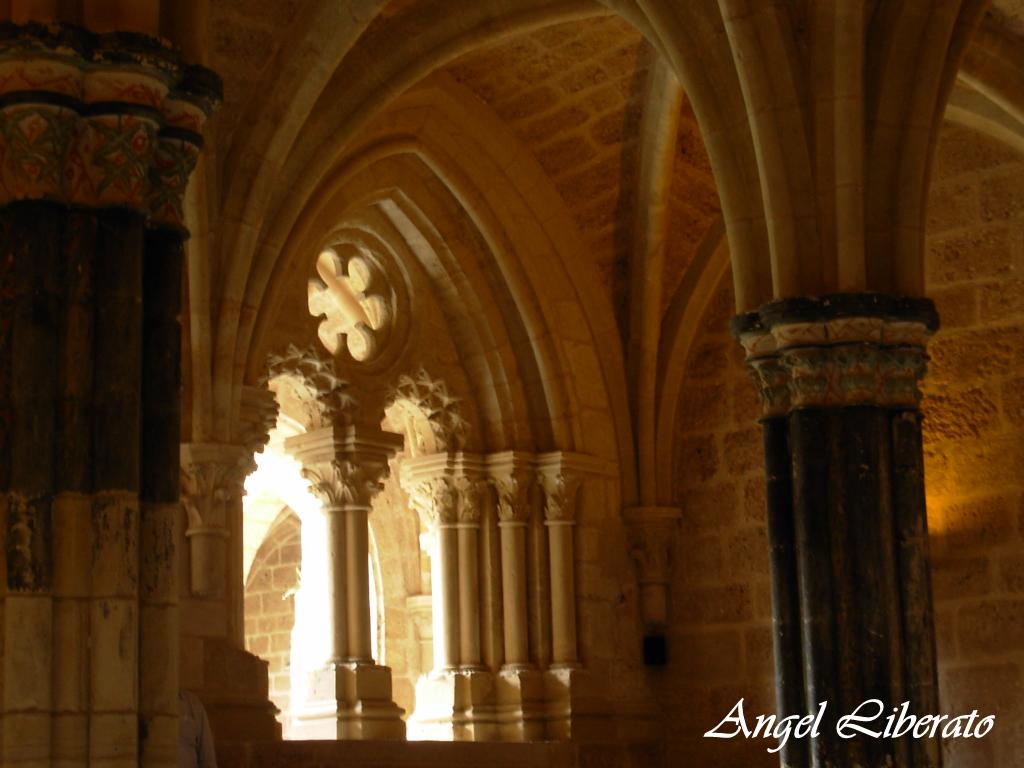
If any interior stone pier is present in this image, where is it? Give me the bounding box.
[0,22,220,766]
[734,294,941,768]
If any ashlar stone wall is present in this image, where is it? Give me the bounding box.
[667,273,775,767]
[243,513,301,735]
[923,122,1024,768]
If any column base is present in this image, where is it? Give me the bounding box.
[543,667,610,741]
[409,669,509,741]
[290,661,406,740]
[407,667,605,742]
[494,667,547,741]
[180,637,281,742]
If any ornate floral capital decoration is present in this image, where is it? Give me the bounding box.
[405,476,458,528]
[0,23,222,227]
[398,452,488,529]
[266,343,356,429]
[453,475,486,525]
[539,472,582,524]
[623,506,681,630]
[488,454,534,526]
[180,443,249,531]
[236,385,279,476]
[303,458,388,510]
[180,442,250,597]
[387,367,469,453]
[284,423,403,512]
[732,293,938,416]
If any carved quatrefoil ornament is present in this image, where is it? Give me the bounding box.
[308,246,393,362]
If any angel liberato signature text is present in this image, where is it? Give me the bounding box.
[704,698,995,754]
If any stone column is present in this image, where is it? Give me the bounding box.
[0,22,218,767]
[538,466,582,668]
[489,454,533,670]
[488,452,545,742]
[454,475,484,669]
[402,470,460,673]
[400,453,495,740]
[180,440,279,742]
[478,485,503,673]
[535,452,608,742]
[733,323,806,768]
[286,422,405,740]
[734,294,940,768]
[53,205,94,766]
[2,201,62,767]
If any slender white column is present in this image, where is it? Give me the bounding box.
[437,520,460,671]
[538,463,583,668]
[479,497,503,671]
[502,524,530,666]
[489,454,534,669]
[527,505,552,669]
[455,476,484,668]
[401,456,488,674]
[546,520,577,666]
[346,505,373,661]
[428,531,446,673]
[323,503,349,662]
[286,422,405,739]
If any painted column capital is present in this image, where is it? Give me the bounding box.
[0,23,221,217]
[732,293,938,414]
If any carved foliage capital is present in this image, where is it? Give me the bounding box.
[389,368,470,453]
[236,385,279,475]
[491,469,533,524]
[624,508,680,585]
[302,456,389,510]
[406,476,458,527]
[267,343,356,428]
[180,445,249,532]
[540,472,582,524]
[453,475,486,524]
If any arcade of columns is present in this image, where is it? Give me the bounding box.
[264,344,615,741]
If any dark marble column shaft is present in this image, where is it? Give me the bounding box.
[734,294,940,768]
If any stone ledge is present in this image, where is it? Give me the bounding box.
[216,739,661,768]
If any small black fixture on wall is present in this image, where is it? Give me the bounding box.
[643,633,668,666]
